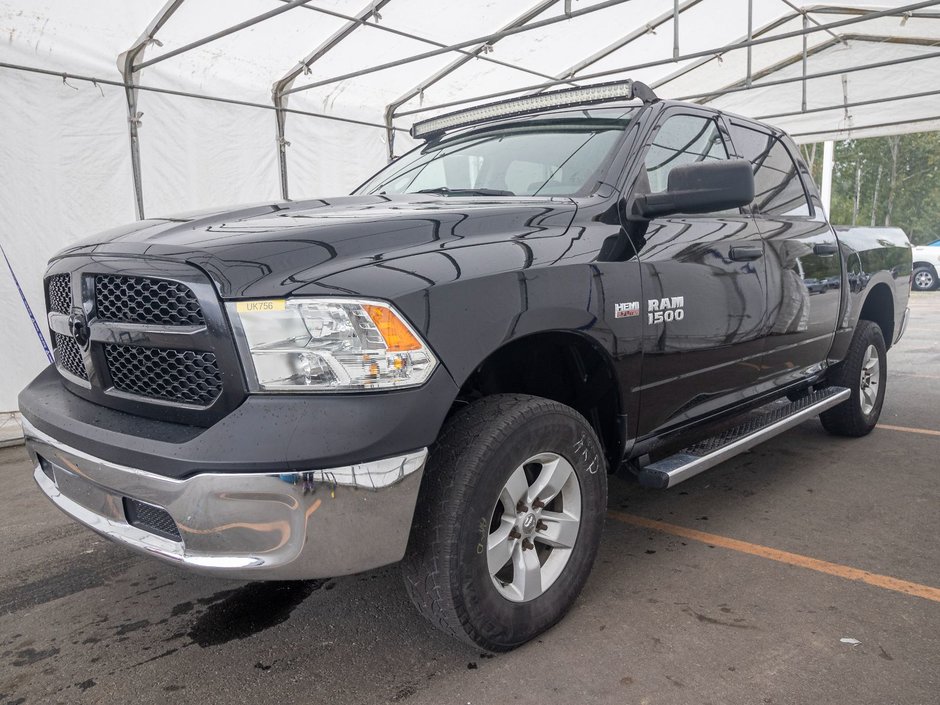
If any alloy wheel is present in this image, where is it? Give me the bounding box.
[914,270,934,290]
[859,343,881,416]
[486,452,582,602]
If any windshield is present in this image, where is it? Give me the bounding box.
[357,109,635,198]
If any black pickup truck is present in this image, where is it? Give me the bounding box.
[19,81,911,651]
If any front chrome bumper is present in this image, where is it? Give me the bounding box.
[23,418,427,580]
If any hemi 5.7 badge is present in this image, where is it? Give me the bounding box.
[614,301,640,318]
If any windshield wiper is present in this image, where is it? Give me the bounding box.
[415,187,516,197]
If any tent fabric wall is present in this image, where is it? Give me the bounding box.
[137,91,281,216]
[0,71,135,411]
[2,0,939,411]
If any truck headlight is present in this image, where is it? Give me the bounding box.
[228,298,437,391]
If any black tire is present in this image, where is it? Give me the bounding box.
[402,394,607,652]
[912,266,937,291]
[820,320,887,437]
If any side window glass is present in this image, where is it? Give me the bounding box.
[644,114,728,193]
[730,125,811,216]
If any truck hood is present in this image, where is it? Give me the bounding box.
[56,194,577,298]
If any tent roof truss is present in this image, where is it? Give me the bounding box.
[4,0,938,210]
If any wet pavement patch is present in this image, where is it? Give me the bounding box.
[187,580,326,648]
[115,619,150,636]
[0,554,135,617]
[12,647,60,667]
[76,678,95,691]
[391,684,417,701]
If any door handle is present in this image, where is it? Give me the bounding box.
[814,242,839,256]
[730,245,763,261]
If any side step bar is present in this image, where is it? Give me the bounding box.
[636,386,851,489]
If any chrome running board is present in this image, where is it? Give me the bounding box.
[637,386,851,489]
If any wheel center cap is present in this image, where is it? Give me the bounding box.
[521,513,537,534]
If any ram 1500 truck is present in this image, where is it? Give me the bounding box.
[19,81,912,651]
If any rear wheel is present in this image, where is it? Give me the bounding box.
[913,266,936,291]
[402,394,606,651]
[820,320,887,437]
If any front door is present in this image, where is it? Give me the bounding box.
[624,109,770,438]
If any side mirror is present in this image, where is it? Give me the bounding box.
[634,159,755,219]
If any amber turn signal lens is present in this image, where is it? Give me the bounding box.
[363,304,422,351]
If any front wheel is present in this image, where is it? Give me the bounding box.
[820,320,887,437]
[402,394,607,651]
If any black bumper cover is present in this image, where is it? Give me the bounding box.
[19,365,459,479]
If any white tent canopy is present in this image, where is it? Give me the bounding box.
[2,0,938,411]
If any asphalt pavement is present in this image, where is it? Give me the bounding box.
[1,293,937,705]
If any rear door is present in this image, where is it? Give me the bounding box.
[725,121,841,388]
[624,108,770,437]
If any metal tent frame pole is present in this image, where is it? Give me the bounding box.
[0,61,405,131]
[651,7,804,92]
[280,0,571,82]
[673,0,681,60]
[674,47,940,102]
[689,33,940,105]
[272,0,392,200]
[101,0,940,217]
[801,12,809,113]
[392,0,940,120]
[117,0,184,220]
[549,0,704,87]
[756,87,940,121]
[116,0,314,218]
[791,113,940,139]
[382,0,560,161]
[282,0,632,97]
[747,0,753,86]
[135,0,314,71]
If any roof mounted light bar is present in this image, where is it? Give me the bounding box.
[410,79,658,140]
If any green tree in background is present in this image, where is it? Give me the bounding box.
[800,132,940,245]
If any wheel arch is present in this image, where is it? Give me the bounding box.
[454,330,625,470]
[858,282,895,349]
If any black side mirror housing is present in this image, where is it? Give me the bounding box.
[634,159,755,219]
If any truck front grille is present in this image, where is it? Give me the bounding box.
[105,344,222,406]
[95,274,205,326]
[53,333,87,380]
[44,260,243,425]
[47,274,72,314]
